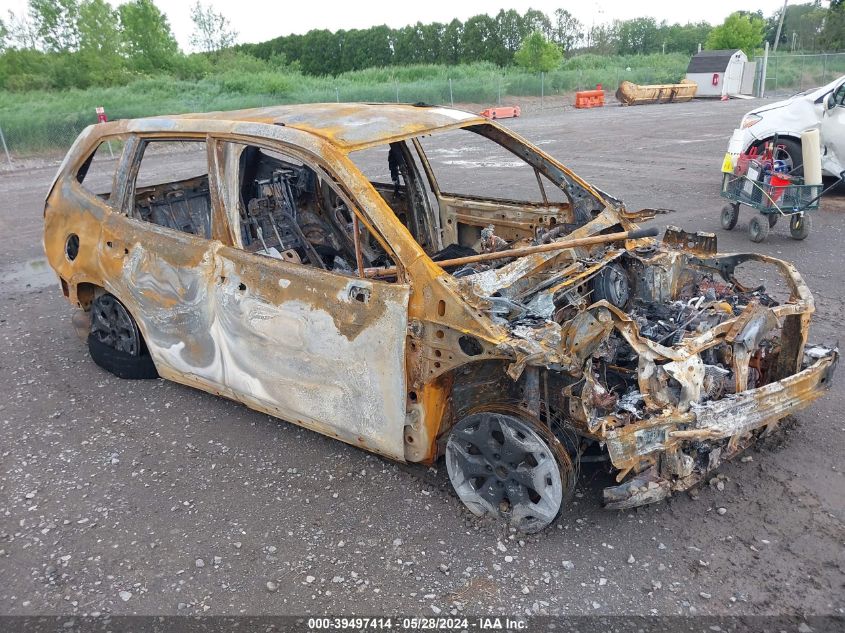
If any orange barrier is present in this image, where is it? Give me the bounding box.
[479,106,521,120]
[574,89,605,109]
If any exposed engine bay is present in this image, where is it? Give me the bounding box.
[433,218,837,509]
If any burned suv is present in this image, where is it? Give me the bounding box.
[44,104,836,532]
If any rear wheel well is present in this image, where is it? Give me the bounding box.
[78,286,152,357]
[75,282,103,310]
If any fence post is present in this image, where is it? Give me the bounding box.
[449,78,453,107]
[822,54,827,84]
[760,41,769,98]
[396,83,399,103]
[497,77,501,106]
[0,123,12,169]
[800,55,805,90]
[540,72,544,108]
[774,54,779,93]
[336,86,340,102]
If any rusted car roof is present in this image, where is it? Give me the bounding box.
[163,103,483,150]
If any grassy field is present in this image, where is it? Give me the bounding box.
[0,53,690,155]
[1,51,843,156]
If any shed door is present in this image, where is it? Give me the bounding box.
[724,59,743,96]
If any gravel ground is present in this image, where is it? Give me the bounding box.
[0,98,843,620]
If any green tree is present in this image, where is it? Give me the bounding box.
[5,10,39,49]
[118,0,179,72]
[587,23,619,54]
[299,29,341,75]
[551,9,582,54]
[339,26,391,71]
[28,0,80,52]
[76,0,123,84]
[615,17,661,54]
[663,21,712,55]
[821,0,845,50]
[392,24,420,65]
[705,12,765,55]
[189,1,236,53]
[514,31,562,73]
[441,18,462,65]
[461,14,497,63]
[418,22,443,64]
[764,2,823,50]
[523,8,552,39]
[493,8,523,65]
[0,17,7,51]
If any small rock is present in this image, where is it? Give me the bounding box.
[266,581,278,593]
[213,556,222,565]
[591,601,601,609]
[652,580,662,590]
[195,558,205,568]
[717,507,727,515]
[598,578,607,586]
[521,586,530,594]
[431,605,441,615]
[305,575,316,584]
[392,538,402,547]
[267,546,277,554]
[497,542,507,553]
[118,591,131,602]
[504,556,513,563]
[232,542,242,549]
[25,491,36,499]
[740,455,753,463]
[798,623,812,633]
[700,592,712,600]
[716,481,725,491]
[627,554,636,564]
[439,564,450,574]
[562,560,575,570]
[331,576,343,583]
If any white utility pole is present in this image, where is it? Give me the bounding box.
[773,0,788,52]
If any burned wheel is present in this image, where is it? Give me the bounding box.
[721,204,739,230]
[88,294,158,379]
[445,411,573,533]
[90,294,141,355]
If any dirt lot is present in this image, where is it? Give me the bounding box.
[0,98,843,620]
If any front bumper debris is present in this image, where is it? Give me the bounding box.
[603,348,837,509]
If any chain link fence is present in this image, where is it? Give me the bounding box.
[754,52,845,97]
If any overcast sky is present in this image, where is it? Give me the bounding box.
[1,0,807,50]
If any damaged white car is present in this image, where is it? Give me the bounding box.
[728,74,845,176]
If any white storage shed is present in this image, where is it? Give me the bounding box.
[686,50,755,97]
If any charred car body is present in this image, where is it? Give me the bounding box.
[43,104,837,532]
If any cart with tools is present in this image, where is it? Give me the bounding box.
[720,169,845,243]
